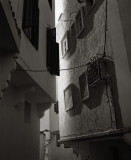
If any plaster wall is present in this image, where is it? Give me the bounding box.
[10,0,56,102]
[49,135,81,160]
[57,0,117,139]
[40,133,46,160]
[108,0,131,129]
[0,85,40,160]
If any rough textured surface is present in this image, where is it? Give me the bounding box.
[57,0,117,139]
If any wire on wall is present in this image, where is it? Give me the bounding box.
[16,54,113,73]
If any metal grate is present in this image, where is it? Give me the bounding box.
[87,57,106,87]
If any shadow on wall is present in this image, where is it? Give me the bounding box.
[80,0,105,39]
[105,59,123,128]
[84,82,105,110]
[83,59,123,128]
[66,58,123,130]
[66,84,83,117]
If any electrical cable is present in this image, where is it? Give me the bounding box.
[16,54,113,73]
[16,54,113,72]
[16,63,88,72]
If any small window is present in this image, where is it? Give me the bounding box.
[22,0,39,50]
[46,28,60,76]
[64,84,74,111]
[48,0,52,10]
[61,31,69,58]
[75,7,85,37]
[79,70,90,101]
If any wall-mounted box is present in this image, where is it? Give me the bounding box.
[79,70,90,101]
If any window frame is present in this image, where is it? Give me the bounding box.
[61,31,69,58]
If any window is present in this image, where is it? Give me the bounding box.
[48,0,52,10]
[75,7,85,37]
[22,0,39,49]
[79,70,90,101]
[64,84,74,111]
[61,31,69,57]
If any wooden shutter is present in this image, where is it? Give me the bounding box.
[47,28,60,76]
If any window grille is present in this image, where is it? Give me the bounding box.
[87,57,106,87]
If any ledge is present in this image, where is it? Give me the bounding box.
[59,128,131,143]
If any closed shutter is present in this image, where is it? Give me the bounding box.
[47,28,60,76]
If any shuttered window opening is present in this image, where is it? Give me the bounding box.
[47,28,60,76]
[22,0,39,50]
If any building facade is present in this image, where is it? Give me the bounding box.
[0,0,58,159]
[56,0,131,159]
[40,103,81,160]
